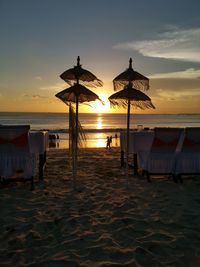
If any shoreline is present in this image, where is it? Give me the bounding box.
[47,128,125,134]
[49,134,121,150]
[1,147,200,266]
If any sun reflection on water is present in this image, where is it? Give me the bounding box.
[96,133,106,147]
[96,115,103,130]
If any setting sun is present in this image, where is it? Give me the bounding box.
[91,95,110,113]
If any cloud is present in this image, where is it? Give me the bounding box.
[23,94,48,99]
[149,68,200,79]
[154,87,200,101]
[32,94,48,99]
[35,76,42,81]
[40,82,66,91]
[114,28,200,62]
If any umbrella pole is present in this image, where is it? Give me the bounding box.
[69,104,72,158]
[126,99,130,187]
[69,104,76,188]
[73,95,79,188]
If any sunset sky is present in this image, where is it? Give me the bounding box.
[0,0,200,114]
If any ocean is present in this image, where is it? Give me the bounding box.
[1,112,200,148]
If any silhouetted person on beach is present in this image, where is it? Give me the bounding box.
[106,136,111,149]
[115,133,118,146]
[109,136,112,147]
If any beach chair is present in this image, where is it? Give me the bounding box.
[175,127,200,182]
[142,127,183,182]
[0,125,37,190]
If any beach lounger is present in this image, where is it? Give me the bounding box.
[175,127,200,182]
[0,125,37,190]
[141,127,183,182]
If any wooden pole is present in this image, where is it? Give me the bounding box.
[126,99,130,187]
[73,94,79,188]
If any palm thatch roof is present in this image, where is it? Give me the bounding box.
[60,56,103,88]
[55,83,102,104]
[113,58,149,91]
[109,84,155,110]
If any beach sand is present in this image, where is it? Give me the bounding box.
[1,147,200,266]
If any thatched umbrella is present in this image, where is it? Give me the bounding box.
[57,57,103,188]
[109,83,155,185]
[59,57,103,149]
[60,56,103,88]
[56,83,102,188]
[113,58,149,91]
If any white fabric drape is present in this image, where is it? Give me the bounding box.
[0,153,37,179]
[0,127,48,180]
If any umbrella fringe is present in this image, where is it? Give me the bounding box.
[113,58,150,91]
[114,80,149,91]
[60,57,103,88]
[69,104,86,159]
[69,104,75,159]
[109,99,155,110]
[66,80,103,88]
[55,84,102,104]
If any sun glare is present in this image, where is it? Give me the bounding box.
[92,95,110,113]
